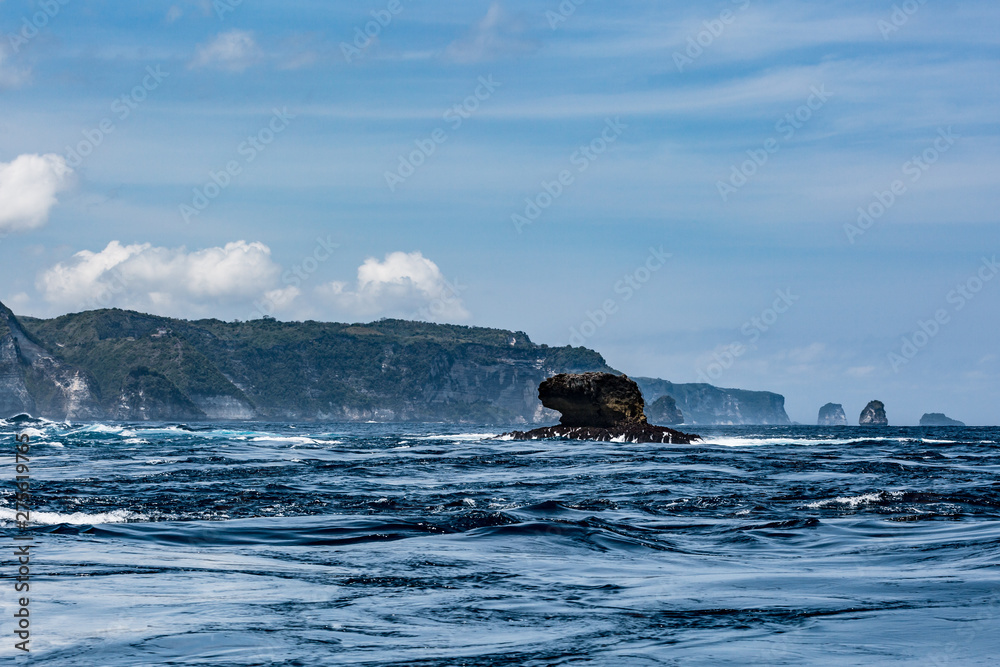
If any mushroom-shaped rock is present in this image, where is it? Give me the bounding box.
[502,373,699,444]
[539,372,647,428]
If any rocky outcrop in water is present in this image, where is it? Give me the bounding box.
[818,403,848,426]
[538,372,647,427]
[919,413,965,427]
[646,395,684,425]
[503,373,699,444]
[859,400,889,426]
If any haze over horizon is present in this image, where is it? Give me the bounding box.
[1,1,998,425]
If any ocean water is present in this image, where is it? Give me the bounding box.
[1,419,999,666]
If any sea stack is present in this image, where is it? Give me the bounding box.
[503,373,699,444]
[646,395,684,425]
[818,403,848,426]
[919,413,965,427]
[859,400,889,426]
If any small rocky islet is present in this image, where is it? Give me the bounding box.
[502,373,700,444]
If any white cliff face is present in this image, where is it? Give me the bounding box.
[0,305,101,420]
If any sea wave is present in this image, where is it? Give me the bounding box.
[0,507,147,526]
[804,491,906,509]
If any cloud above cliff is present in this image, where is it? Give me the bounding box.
[0,154,73,233]
[37,240,281,314]
[317,251,469,322]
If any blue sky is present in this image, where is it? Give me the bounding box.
[1,0,998,425]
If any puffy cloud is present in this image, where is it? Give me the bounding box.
[38,240,281,315]
[190,30,261,72]
[317,251,468,322]
[0,154,73,233]
[445,2,535,63]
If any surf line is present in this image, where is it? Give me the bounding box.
[12,432,33,652]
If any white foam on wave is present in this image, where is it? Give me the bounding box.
[75,423,127,434]
[250,436,343,445]
[408,433,499,441]
[921,439,959,444]
[804,491,905,509]
[0,507,147,526]
[702,435,903,448]
[17,427,47,439]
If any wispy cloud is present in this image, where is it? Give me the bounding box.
[0,45,29,88]
[445,2,535,63]
[190,29,262,72]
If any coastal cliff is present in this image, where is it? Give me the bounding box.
[3,301,794,424]
[633,377,790,425]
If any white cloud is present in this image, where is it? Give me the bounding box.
[38,240,281,315]
[191,30,261,72]
[445,2,535,63]
[165,5,183,24]
[0,153,73,233]
[317,251,468,322]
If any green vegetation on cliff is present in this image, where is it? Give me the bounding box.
[18,308,612,422]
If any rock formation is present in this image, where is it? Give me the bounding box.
[919,413,965,427]
[646,395,684,424]
[859,400,888,426]
[538,372,647,427]
[503,373,699,444]
[818,403,848,426]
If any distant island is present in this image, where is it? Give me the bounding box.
[920,413,966,427]
[1,300,792,424]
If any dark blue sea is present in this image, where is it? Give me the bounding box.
[2,420,999,666]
